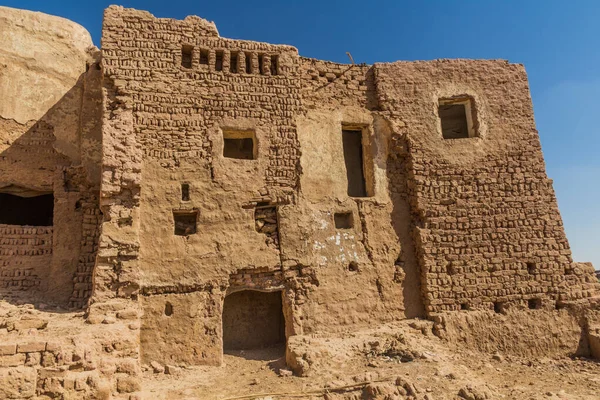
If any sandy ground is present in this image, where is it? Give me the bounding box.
[141,321,600,400]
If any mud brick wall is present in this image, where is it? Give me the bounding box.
[101,6,302,196]
[0,225,52,299]
[300,58,375,110]
[374,60,599,314]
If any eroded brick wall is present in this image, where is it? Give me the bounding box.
[374,60,599,314]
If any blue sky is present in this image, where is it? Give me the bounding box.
[4,0,599,269]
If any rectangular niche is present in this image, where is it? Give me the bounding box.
[342,127,373,197]
[334,212,353,229]
[222,129,257,160]
[181,45,193,69]
[0,192,54,226]
[438,97,477,139]
[173,210,198,236]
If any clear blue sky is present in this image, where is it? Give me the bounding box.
[5,0,599,269]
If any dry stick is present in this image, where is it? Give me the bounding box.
[219,376,396,400]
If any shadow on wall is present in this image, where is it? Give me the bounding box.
[0,69,103,311]
[386,133,426,318]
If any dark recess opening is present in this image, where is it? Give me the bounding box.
[342,129,367,197]
[334,212,353,229]
[181,184,190,201]
[245,53,252,74]
[222,290,285,351]
[527,262,536,274]
[181,45,193,69]
[199,49,209,65]
[348,261,359,272]
[258,54,265,74]
[460,303,469,311]
[493,302,505,314]
[230,52,238,73]
[164,302,173,316]
[439,103,469,139]
[270,55,278,75]
[0,193,53,226]
[223,130,256,160]
[173,210,197,236]
[215,50,224,71]
[528,298,542,310]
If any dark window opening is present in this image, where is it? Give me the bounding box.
[439,98,475,139]
[199,49,209,65]
[342,129,367,197]
[222,290,285,351]
[0,193,53,226]
[223,129,256,160]
[181,45,193,69]
[181,184,190,201]
[245,53,252,74]
[270,55,279,75]
[173,210,197,236]
[164,302,173,316]
[493,302,505,314]
[215,50,224,71]
[258,54,265,74]
[527,262,536,274]
[334,212,353,229]
[230,52,239,73]
[528,298,542,310]
[348,261,359,272]
[460,303,469,311]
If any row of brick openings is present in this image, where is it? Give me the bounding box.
[181,45,279,75]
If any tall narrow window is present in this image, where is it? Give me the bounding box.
[245,53,252,74]
[215,50,224,72]
[199,49,209,65]
[258,54,265,75]
[342,129,367,197]
[230,52,239,73]
[438,97,477,139]
[181,45,193,69]
[270,55,279,76]
[181,183,190,201]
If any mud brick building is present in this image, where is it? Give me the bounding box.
[0,5,598,399]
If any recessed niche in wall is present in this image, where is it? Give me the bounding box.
[173,210,198,236]
[438,97,477,139]
[245,53,252,74]
[222,129,257,160]
[341,128,370,197]
[215,50,224,71]
[270,55,279,75]
[334,212,353,229]
[181,45,193,69]
[230,52,239,73]
[527,262,537,274]
[0,192,54,226]
[181,183,190,201]
[199,49,209,65]
[528,298,542,310]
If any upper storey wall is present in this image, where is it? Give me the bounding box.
[374,60,597,313]
[101,6,302,196]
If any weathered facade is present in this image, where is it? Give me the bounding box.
[0,5,599,399]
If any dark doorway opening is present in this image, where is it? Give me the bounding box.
[222,290,285,351]
[342,129,367,197]
[0,193,54,226]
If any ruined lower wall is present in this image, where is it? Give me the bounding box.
[0,6,103,308]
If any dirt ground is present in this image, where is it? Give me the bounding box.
[141,320,600,400]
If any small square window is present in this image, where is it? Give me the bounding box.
[174,210,197,236]
[222,129,256,160]
[334,212,353,229]
[270,55,279,76]
[215,50,224,72]
[438,97,477,139]
[230,52,239,73]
